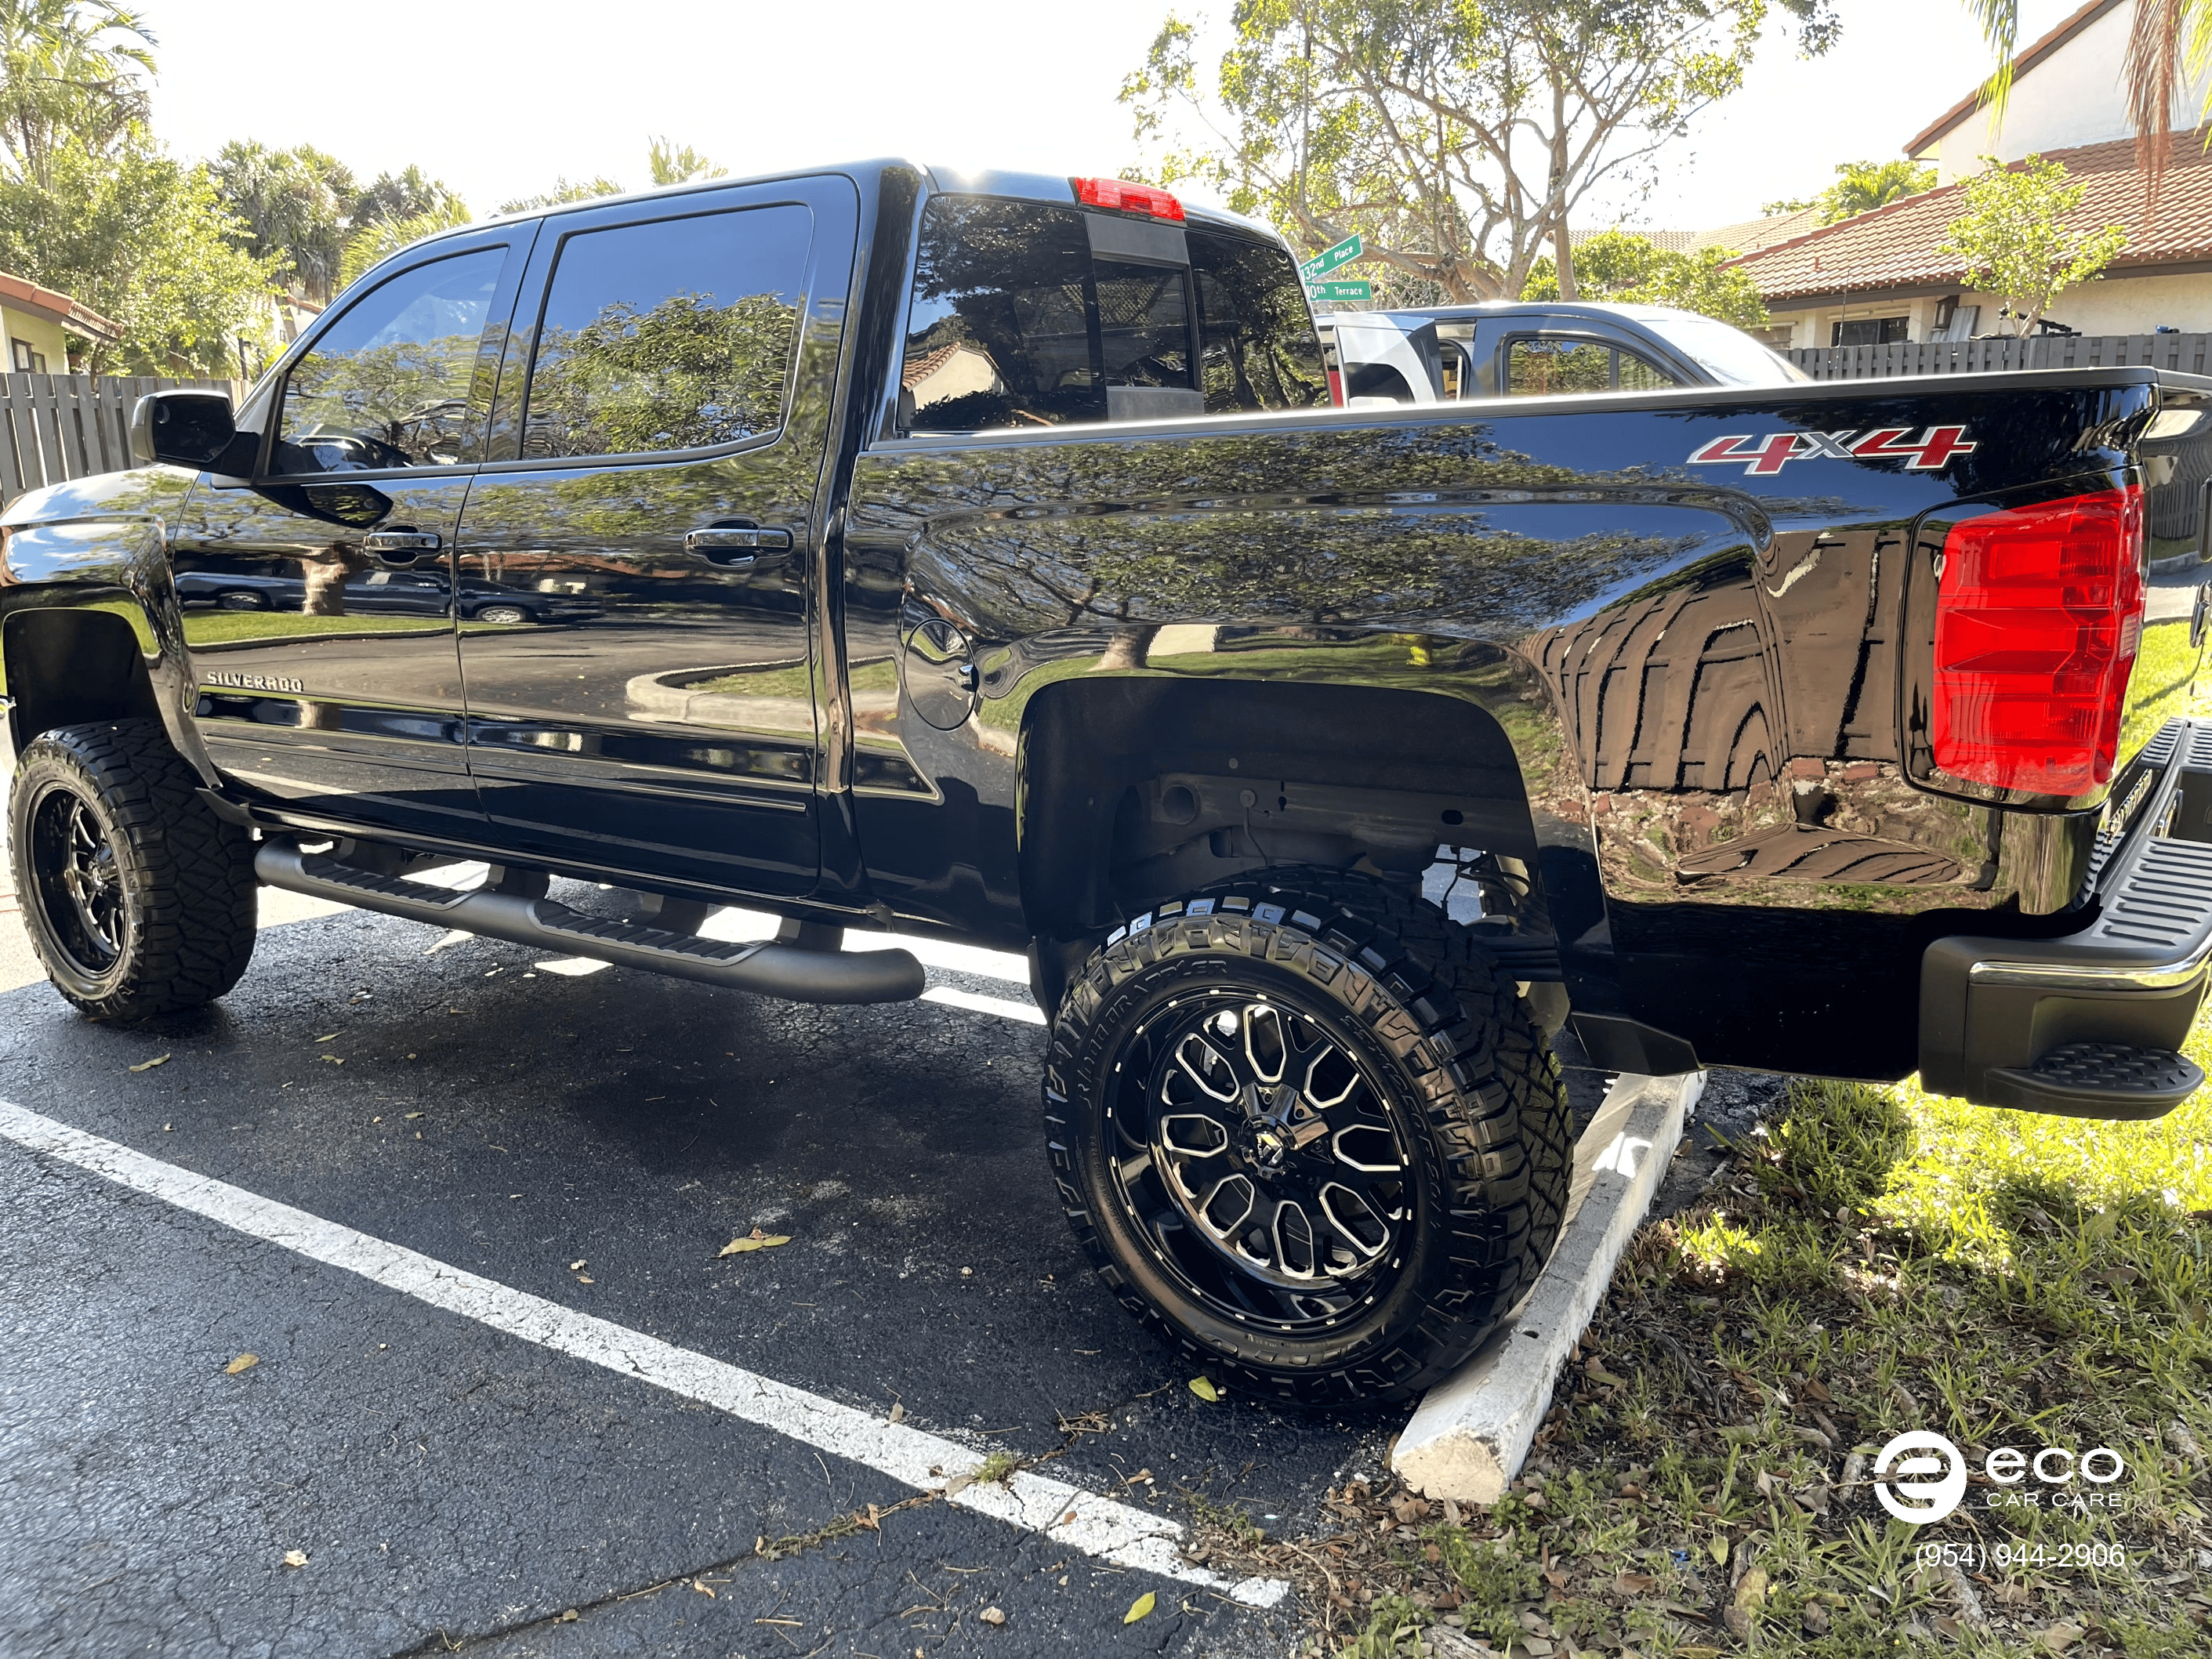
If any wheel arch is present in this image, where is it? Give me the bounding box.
[2,603,165,754]
[1016,673,1579,945]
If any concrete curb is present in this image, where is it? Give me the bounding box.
[1391,1070,1705,1503]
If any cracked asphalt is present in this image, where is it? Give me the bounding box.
[0,751,1782,1659]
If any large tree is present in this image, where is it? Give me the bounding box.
[0,129,282,374]
[1122,0,1836,304]
[0,0,152,190]
[209,139,355,305]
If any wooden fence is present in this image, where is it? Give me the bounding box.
[0,374,244,505]
[1787,333,2212,380]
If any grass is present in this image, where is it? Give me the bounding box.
[1210,1068,2211,1657]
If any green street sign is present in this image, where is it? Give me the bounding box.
[1299,233,1363,278]
[1305,279,1373,302]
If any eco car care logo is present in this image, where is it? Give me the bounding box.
[1873,1431,1971,1523]
[1688,425,1977,475]
[1872,1430,2128,1523]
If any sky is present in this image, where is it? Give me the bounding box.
[140,0,2091,236]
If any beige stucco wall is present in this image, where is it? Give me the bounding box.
[1774,271,2212,347]
[0,306,68,374]
[1925,5,2212,183]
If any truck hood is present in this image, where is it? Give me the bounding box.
[0,464,198,531]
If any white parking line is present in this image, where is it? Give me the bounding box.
[920,985,1049,1025]
[0,1097,1287,1610]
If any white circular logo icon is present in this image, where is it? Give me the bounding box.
[1874,1430,1968,1523]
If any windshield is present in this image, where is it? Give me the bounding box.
[1651,313,1808,386]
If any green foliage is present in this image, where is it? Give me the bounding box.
[337,197,471,292]
[209,139,354,303]
[1122,0,1835,302]
[0,128,281,373]
[523,290,797,457]
[1521,229,1769,327]
[0,0,154,190]
[1936,153,2127,336]
[1815,158,1935,222]
[349,164,462,229]
[647,136,724,187]
[495,176,622,216]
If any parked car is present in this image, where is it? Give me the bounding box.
[1320,300,1808,403]
[6,161,2210,1408]
[173,566,598,625]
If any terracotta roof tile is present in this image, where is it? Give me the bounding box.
[1724,126,2212,301]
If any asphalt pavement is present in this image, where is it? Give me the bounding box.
[0,831,1373,1657]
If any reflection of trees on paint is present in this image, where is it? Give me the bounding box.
[522,290,798,458]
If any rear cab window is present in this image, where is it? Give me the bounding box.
[900,194,1327,433]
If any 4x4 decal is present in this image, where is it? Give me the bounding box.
[1688,425,1977,476]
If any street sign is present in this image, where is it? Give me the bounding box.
[1299,233,1363,279]
[1305,279,1373,303]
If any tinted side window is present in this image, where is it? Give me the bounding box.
[1506,338,1610,396]
[904,199,1105,431]
[274,248,503,474]
[1506,336,1680,396]
[521,205,812,460]
[1187,230,1329,413]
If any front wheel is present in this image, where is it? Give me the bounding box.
[9,720,257,1020]
[472,603,531,625]
[1043,871,1569,1405]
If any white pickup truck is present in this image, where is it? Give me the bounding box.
[1320,299,1807,404]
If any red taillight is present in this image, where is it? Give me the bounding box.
[1072,176,1185,222]
[1932,485,2145,795]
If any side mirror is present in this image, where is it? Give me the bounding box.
[130,389,240,469]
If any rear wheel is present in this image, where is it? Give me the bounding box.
[215,589,270,611]
[9,720,256,1020]
[1043,869,1570,1404]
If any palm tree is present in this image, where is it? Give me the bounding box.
[0,0,154,191]
[1818,158,1938,222]
[1969,0,2209,180]
[209,140,355,306]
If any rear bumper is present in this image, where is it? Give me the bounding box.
[1920,719,2212,1118]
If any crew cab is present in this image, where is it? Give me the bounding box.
[4,160,2209,1405]
[1322,299,1808,404]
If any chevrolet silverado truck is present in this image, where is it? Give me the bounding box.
[4,161,2210,1405]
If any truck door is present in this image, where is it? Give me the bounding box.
[452,179,855,897]
[167,230,527,839]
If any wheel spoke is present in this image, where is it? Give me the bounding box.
[1172,1033,1241,1103]
[1318,1182,1392,1260]
[1241,1002,1287,1083]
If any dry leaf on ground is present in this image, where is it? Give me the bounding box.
[128,1055,169,1072]
[1188,1377,1220,1402]
[717,1227,792,1257]
[224,1353,258,1375]
[979,1606,1006,1626]
[281,1550,308,1568]
[1124,1592,1155,1624]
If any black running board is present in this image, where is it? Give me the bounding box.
[255,841,925,1005]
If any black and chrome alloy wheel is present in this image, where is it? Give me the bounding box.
[8,719,257,1020]
[1046,871,1571,1405]
[24,781,127,978]
[1110,991,1416,1331]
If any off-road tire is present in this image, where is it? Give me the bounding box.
[9,719,256,1020]
[1044,868,1571,1405]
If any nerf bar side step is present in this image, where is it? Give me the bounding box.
[255,841,925,1005]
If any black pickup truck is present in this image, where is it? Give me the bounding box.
[5,161,2210,1404]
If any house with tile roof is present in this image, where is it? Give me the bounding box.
[1725,0,2212,350]
[0,270,120,375]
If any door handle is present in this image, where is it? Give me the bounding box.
[363,530,441,565]
[686,526,794,567]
